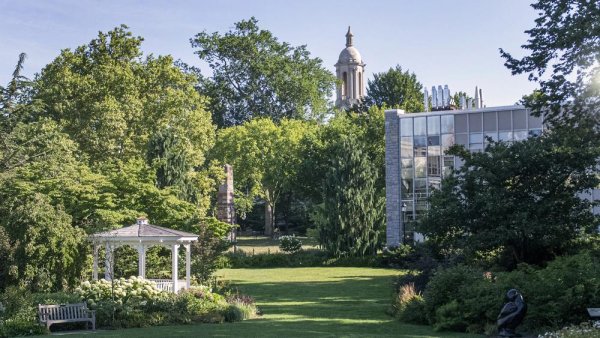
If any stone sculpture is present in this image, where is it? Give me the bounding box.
[497,289,527,337]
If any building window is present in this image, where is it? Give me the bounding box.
[499,131,513,142]
[513,110,527,129]
[415,157,426,177]
[401,137,413,158]
[514,130,528,141]
[483,112,497,131]
[441,134,454,153]
[427,135,440,146]
[414,117,427,136]
[414,179,427,199]
[441,115,454,134]
[427,116,440,135]
[428,145,441,156]
[402,179,414,198]
[429,177,441,191]
[498,111,511,130]
[469,133,483,144]
[427,156,441,177]
[400,119,413,137]
[469,113,482,132]
[455,114,468,133]
[414,136,427,156]
[456,133,469,147]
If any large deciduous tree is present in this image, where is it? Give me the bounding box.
[418,125,600,269]
[364,65,424,112]
[500,0,600,123]
[191,17,336,127]
[211,118,317,235]
[35,25,215,166]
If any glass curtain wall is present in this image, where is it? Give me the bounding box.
[397,108,543,226]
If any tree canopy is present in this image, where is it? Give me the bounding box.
[312,135,385,257]
[191,17,336,127]
[35,25,215,166]
[500,0,600,122]
[418,125,600,269]
[364,65,424,112]
[211,118,317,235]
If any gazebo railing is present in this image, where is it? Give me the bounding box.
[147,279,187,293]
[148,279,173,292]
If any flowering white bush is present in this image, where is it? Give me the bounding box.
[538,322,600,338]
[75,276,166,307]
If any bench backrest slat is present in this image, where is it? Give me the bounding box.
[38,303,90,321]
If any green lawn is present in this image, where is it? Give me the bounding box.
[79,267,480,337]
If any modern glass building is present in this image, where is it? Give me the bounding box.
[385,105,550,247]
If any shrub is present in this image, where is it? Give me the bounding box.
[191,217,233,284]
[0,286,47,337]
[279,235,302,253]
[414,252,600,334]
[433,299,468,332]
[225,293,258,321]
[423,264,485,325]
[226,249,385,268]
[75,277,166,307]
[538,322,600,338]
[392,283,427,325]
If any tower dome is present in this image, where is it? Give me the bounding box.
[337,27,363,64]
[335,27,366,108]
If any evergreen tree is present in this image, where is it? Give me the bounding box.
[313,136,385,257]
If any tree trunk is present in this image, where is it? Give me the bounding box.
[264,202,274,236]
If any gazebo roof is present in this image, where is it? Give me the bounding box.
[90,218,198,243]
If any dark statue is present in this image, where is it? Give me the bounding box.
[497,289,527,337]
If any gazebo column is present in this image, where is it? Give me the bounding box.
[184,244,191,289]
[137,243,146,278]
[172,244,180,293]
[105,242,114,281]
[93,243,99,281]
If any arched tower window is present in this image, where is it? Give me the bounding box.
[343,72,348,99]
[353,70,357,99]
[359,72,363,97]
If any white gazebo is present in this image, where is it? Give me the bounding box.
[90,217,198,293]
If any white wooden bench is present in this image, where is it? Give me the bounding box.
[38,302,95,331]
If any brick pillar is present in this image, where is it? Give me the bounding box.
[385,109,404,247]
[217,164,236,241]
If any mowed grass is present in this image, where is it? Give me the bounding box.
[84,267,481,337]
[230,235,320,254]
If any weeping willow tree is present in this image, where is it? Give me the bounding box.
[313,136,385,257]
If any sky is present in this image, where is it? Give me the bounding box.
[0,0,540,107]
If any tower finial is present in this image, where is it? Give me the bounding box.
[345,26,353,47]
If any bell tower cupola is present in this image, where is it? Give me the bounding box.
[335,26,366,108]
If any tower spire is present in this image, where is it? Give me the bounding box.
[345,26,353,47]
